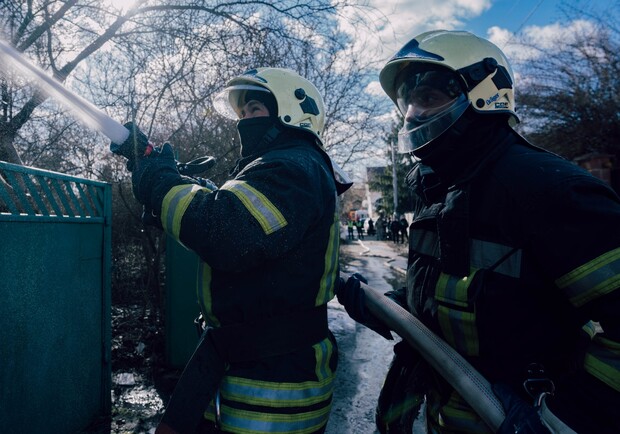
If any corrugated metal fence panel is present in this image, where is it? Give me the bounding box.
[0,161,111,433]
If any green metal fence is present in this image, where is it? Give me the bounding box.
[165,238,201,369]
[0,161,112,433]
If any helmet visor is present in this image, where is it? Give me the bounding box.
[394,67,469,152]
[212,84,272,119]
[397,94,469,153]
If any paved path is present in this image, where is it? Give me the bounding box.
[326,235,409,433]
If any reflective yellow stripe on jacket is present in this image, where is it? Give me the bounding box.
[316,203,340,306]
[435,269,480,357]
[584,335,620,393]
[220,180,287,234]
[555,246,620,307]
[555,248,620,392]
[161,184,213,239]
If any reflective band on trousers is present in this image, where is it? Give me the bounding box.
[221,180,287,235]
[203,337,335,434]
[555,246,620,307]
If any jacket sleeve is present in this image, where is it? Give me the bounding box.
[158,151,334,272]
[528,168,620,430]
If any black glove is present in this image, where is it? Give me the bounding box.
[337,273,393,340]
[131,142,182,210]
[110,121,153,171]
[385,286,407,309]
[493,383,550,433]
[337,272,368,323]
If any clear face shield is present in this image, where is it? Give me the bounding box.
[395,68,469,153]
[212,84,273,120]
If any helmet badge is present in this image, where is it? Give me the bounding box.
[295,88,320,116]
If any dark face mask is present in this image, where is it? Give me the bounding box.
[236,117,278,157]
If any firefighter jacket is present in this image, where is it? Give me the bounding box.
[156,134,341,433]
[403,125,620,433]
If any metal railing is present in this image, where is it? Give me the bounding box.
[0,160,107,222]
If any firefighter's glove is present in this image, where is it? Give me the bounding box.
[131,142,182,211]
[493,383,550,433]
[337,273,393,340]
[110,122,153,172]
[385,286,407,309]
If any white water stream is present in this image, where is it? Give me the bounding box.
[0,39,129,144]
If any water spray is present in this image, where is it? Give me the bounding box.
[0,38,130,144]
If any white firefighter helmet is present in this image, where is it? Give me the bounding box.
[379,30,519,152]
[213,67,325,143]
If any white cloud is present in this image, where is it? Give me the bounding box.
[488,19,598,66]
[339,0,493,62]
[364,80,385,97]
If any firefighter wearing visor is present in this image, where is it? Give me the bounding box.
[115,67,351,433]
[340,30,620,433]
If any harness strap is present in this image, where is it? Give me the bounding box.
[209,305,328,363]
[540,395,578,433]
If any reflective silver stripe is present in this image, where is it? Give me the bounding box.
[540,395,578,433]
[410,229,521,278]
[221,180,287,235]
[555,247,620,307]
[583,335,620,392]
[162,184,205,239]
[470,239,521,278]
[410,229,440,258]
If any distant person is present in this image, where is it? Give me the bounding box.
[399,216,408,244]
[367,218,375,236]
[356,219,365,240]
[347,219,355,240]
[390,218,401,244]
[376,216,385,240]
[339,30,620,433]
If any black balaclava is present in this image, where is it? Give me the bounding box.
[236,90,280,157]
[412,107,511,186]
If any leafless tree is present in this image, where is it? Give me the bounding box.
[0,0,383,172]
[513,2,620,161]
[0,0,388,314]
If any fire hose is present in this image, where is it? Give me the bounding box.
[341,272,506,431]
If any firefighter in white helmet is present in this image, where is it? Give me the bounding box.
[339,30,620,433]
[114,67,351,433]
